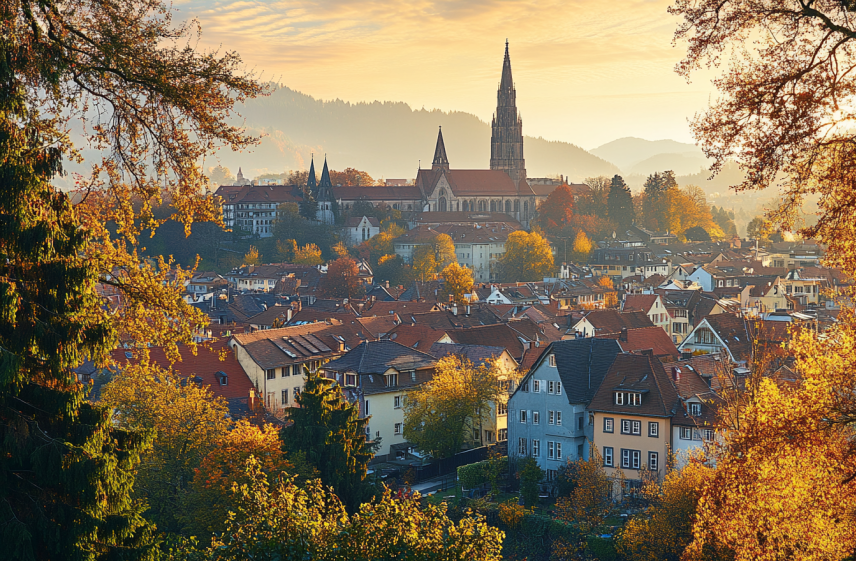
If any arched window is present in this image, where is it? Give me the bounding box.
[439,197,447,212]
[514,200,520,212]
[490,200,497,212]
[479,200,486,212]
[505,200,512,213]
[523,201,529,220]
[456,201,460,212]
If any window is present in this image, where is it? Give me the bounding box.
[394,423,402,435]
[604,446,614,467]
[533,411,540,425]
[693,429,703,441]
[266,369,276,380]
[281,389,288,405]
[293,387,300,400]
[614,392,624,405]
[518,438,527,455]
[697,327,717,345]
[473,429,480,441]
[547,441,555,459]
[556,411,562,426]
[629,393,641,406]
[498,403,508,416]
[365,400,370,415]
[649,451,659,471]
[621,419,632,434]
[604,418,614,433]
[556,442,562,459]
[632,420,641,435]
[533,380,541,393]
[547,380,554,394]
[703,429,715,441]
[578,415,584,430]
[649,422,659,437]
[282,365,291,377]
[680,426,692,440]
[549,354,556,367]
[498,429,508,441]
[386,373,398,387]
[522,381,529,392]
[345,373,357,386]
[394,396,401,409]
[548,410,555,425]
[689,402,702,416]
[520,410,528,423]
[556,382,561,395]
[532,439,540,457]
[621,449,641,469]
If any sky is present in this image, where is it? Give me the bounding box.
[174,0,719,150]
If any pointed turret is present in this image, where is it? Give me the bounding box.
[307,154,316,191]
[500,39,513,95]
[490,40,526,186]
[432,126,449,170]
[319,156,333,191]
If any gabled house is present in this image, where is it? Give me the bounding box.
[588,351,680,486]
[661,358,720,466]
[507,339,623,478]
[677,313,752,367]
[596,326,681,362]
[344,216,381,246]
[322,341,438,461]
[621,294,671,336]
[570,309,655,338]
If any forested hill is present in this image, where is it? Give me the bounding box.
[228,85,619,182]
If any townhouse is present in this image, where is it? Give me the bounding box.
[570,309,655,338]
[507,339,623,479]
[660,358,721,466]
[588,351,680,488]
[622,294,671,336]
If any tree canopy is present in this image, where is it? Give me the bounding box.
[498,230,555,282]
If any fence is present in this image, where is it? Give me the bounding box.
[411,445,493,483]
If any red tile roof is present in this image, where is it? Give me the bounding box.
[622,294,660,313]
[333,184,422,200]
[597,326,680,361]
[109,338,254,400]
[385,324,449,350]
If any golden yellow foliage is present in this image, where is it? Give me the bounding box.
[441,262,474,305]
[293,243,323,265]
[243,245,261,266]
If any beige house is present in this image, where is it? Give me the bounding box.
[588,352,679,489]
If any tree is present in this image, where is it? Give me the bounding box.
[535,184,575,234]
[280,369,378,512]
[433,233,457,270]
[746,217,769,241]
[374,254,411,287]
[553,451,614,534]
[299,191,319,221]
[684,226,711,242]
[517,458,544,508]
[498,230,555,282]
[618,459,721,561]
[180,421,314,537]
[101,364,230,532]
[321,257,364,299]
[363,231,396,265]
[578,176,611,219]
[0,0,261,557]
[332,241,350,259]
[294,243,323,265]
[412,244,438,282]
[403,355,504,459]
[570,230,593,263]
[243,245,261,266]
[328,168,376,187]
[607,174,636,230]
[641,171,678,231]
[208,165,236,187]
[441,262,475,305]
[206,457,504,561]
[276,239,298,262]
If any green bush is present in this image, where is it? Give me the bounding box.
[457,456,508,492]
[587,535,618,561]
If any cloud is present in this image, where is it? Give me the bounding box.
[173,0,715,147]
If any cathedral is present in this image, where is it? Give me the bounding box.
[328,42,564,227]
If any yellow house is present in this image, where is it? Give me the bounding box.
[587,351,679,489]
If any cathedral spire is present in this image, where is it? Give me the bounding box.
[491,40,526,186]
[319,155,332,191]
[432,126,449,170]
[307,154,316,190]
[500,39,513,94]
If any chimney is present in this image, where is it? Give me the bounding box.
[528,341,535,350]
[452,303,458,316]
[385,280,390,289]
[465,305,471,315]
[681,350,693,360]
[287,308,293,322]
[672,367,681,382]
[337,340,345,352]
[248,264,255,274]
[248,388,256,410]
[620,327,628,342]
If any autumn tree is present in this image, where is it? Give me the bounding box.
[578,176,611,218]
[321,257,365,299]
[641,171,678,231]
[102,364,230,532]
[746,217,769,241]
[441,262,475,305]
[206,457,504,561]
[280,369,378,512]
[243,245,261,266]
[208,165,236,187]
[276,238,298,262]
[332,241,350,259]
[553,450,614,534]
[412,244,438,282]
[535,183,575,234]
[570,230,593,263]
[294,243,323,265]
[329,167,376,187]
[0,0,262,556]
[180,421,314,537]
[498,230,555,282]
[433,233,457,269]
[374,254,411,287]
[403,355,504,459]
[608,174,635,231]
[685,226,711,242]
[618,459,721,561]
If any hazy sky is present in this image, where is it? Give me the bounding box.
[175,0,719,149]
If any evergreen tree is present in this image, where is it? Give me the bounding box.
[607,174,635,231]
[280,369,378,512]
[642,171,677,231]
[299,190,319,221]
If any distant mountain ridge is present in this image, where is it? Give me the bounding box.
[591,137,711,175]
[224,85,619,182]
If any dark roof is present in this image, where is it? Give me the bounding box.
[446,324,526,359]
[588,352,680,417]
[232,322,364,370]
[323,340,437,374]
[705,314,752,363]
[574,309,654,335]
[333,184,423,201]
[345,216,381,228]
[535,338,623,405]
[385,324,448,350]
[597,326,680,360]
[428,343,511,366]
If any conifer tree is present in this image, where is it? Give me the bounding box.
[280,369,378,512]
[607,174,635,231]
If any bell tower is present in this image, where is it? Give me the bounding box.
[490,40,526,186]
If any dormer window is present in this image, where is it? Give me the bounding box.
[615,391,642,406]
[345,373,357,386]
[614,392,624,405]
[689,402,702,416]
[386,373,398,387]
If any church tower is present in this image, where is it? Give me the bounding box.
[432,126,449,171]
[306,154,317,192]
[490,41,526,186]
[315,156,336,224]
